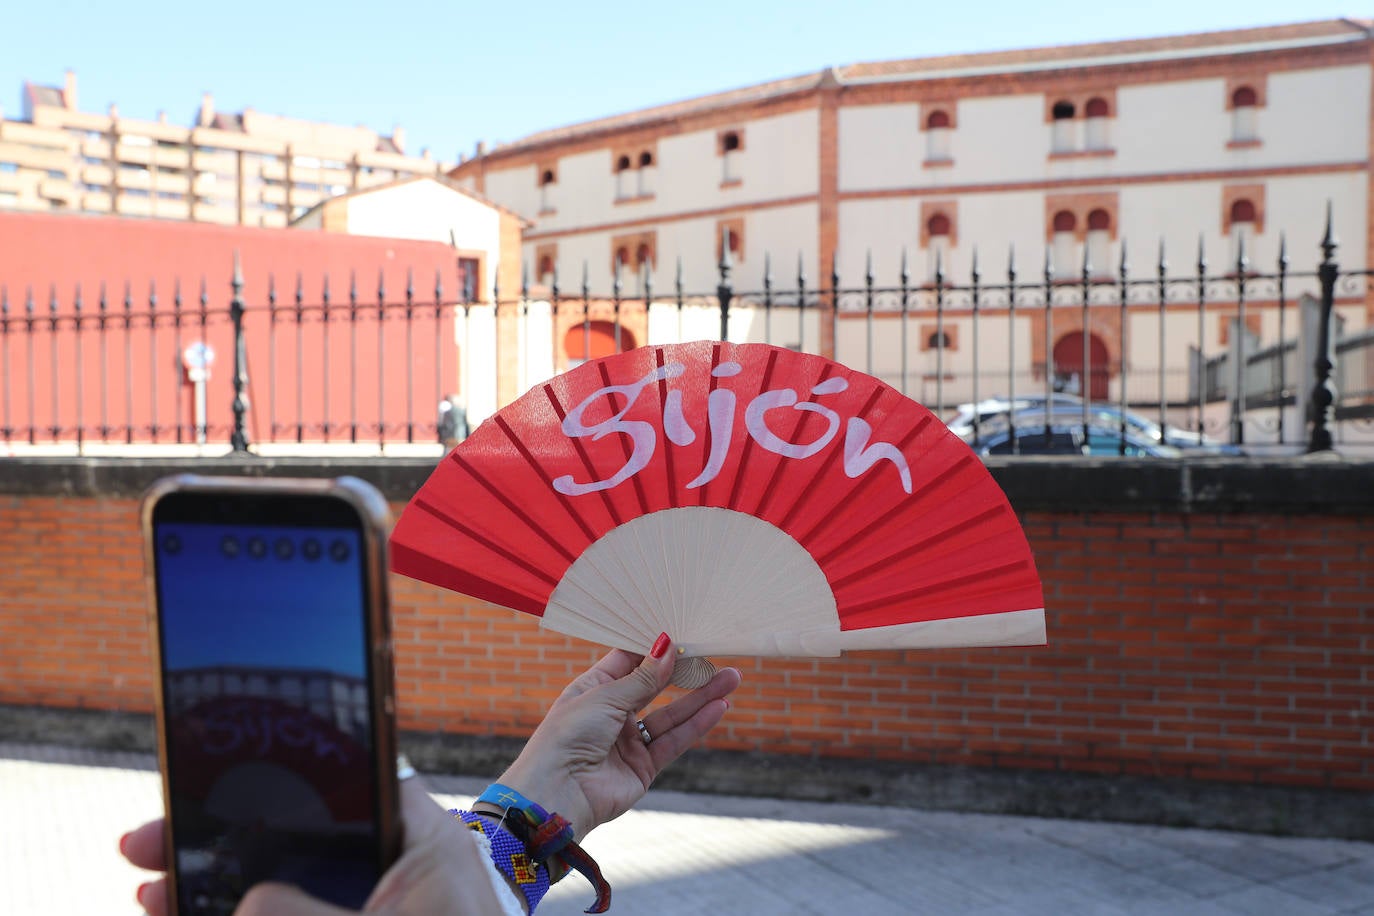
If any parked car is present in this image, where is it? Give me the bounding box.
[946,395,1242,455]
[943,394,1082,439]
[970,416,1184,457]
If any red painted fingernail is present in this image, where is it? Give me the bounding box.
[650,632,670,659]
[118,832,130,856]
[136,882,152,905]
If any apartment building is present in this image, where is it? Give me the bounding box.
[0,71,445,227]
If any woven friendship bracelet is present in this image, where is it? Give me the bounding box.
[474,784,613,914]
[455,810,553,914]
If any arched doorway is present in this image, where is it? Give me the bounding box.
[1052,331,1110,400]
[563,320,637,367]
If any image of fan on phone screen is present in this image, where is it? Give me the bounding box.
[154,522,381,913]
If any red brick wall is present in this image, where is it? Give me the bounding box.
[2,493,1370,791]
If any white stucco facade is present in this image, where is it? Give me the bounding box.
[449,21,1373,439]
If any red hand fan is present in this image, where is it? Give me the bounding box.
[391,341,1044,686]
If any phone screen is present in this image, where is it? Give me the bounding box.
[152,495,384,914]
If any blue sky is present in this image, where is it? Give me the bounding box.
[4,1,1364,162]
[158,524,367,676]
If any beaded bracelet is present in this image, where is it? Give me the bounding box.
[462,783,612,914]
[455,810,553,913]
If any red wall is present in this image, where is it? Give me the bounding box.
[3,489,1369,791]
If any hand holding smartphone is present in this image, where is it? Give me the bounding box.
[142,476,401,915]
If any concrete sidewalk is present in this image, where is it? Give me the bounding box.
[7,742,1373,915]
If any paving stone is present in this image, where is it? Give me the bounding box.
[6,743,1374,916]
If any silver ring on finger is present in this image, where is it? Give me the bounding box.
[636,719,653,745]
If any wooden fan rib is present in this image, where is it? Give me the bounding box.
[412,497,562,590]
[492,413,601,545]
[724,347,781,513]
[599,358,653,517]
[840,558,1040,622]
[827,502,1006,592]
[782,381,891,543]
[391,542,547,615]
[812,449,974,569]
[451,452,578,564]
[754,362,841,521]
[653,347,681,506]
[541,383,625,528]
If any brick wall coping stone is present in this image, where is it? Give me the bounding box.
[3,454,1373,514]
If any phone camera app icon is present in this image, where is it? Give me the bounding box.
[220,535,240,558]
[302,538,322,561]
[274,538,295,560]
[329,539,351,563]
[247,536,268,559]
[162,534,182,556]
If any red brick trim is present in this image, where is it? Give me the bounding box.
[720,178,743,189]
[1226,139,1263,151]
[818,87,839,359]
[919,322,959,351]
[609,230,656,274]
[920,200,958,248]
[525,193,817,241]
[717,128,746,155]
[1048,149,1117,160]
[923,158,954,169]
[1222,183,1266,235]
[613,193,656,207]
[919,100,958,130]
[1044,87,1117,122]
[1045,191,1119,242]
[716,216,745,263]
[1217,311,1264,345]
[833,161,1364,206]
[534,243,557,281]
[1225,74,1268,109]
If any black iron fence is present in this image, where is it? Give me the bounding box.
[1,209,1370,457]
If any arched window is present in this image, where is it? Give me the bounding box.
[1231,86,1259,143]
[635,242,654,271]
[720,130,743,183]
[1051,100,1077,153]
[614,246,630,272]
[539,168,556,211]
[537,254,555,285]
[1086,209,1112,274]
[614,155,632,199]
[926,212,953,279]
[927,330,951,350]
[1228,198,1258,268]
[1052,210,1077,275]
[1084,97,1111,150]
[925,109,953,162]
[636,150,655,197]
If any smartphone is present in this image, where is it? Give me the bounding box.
[142,475,401,915]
